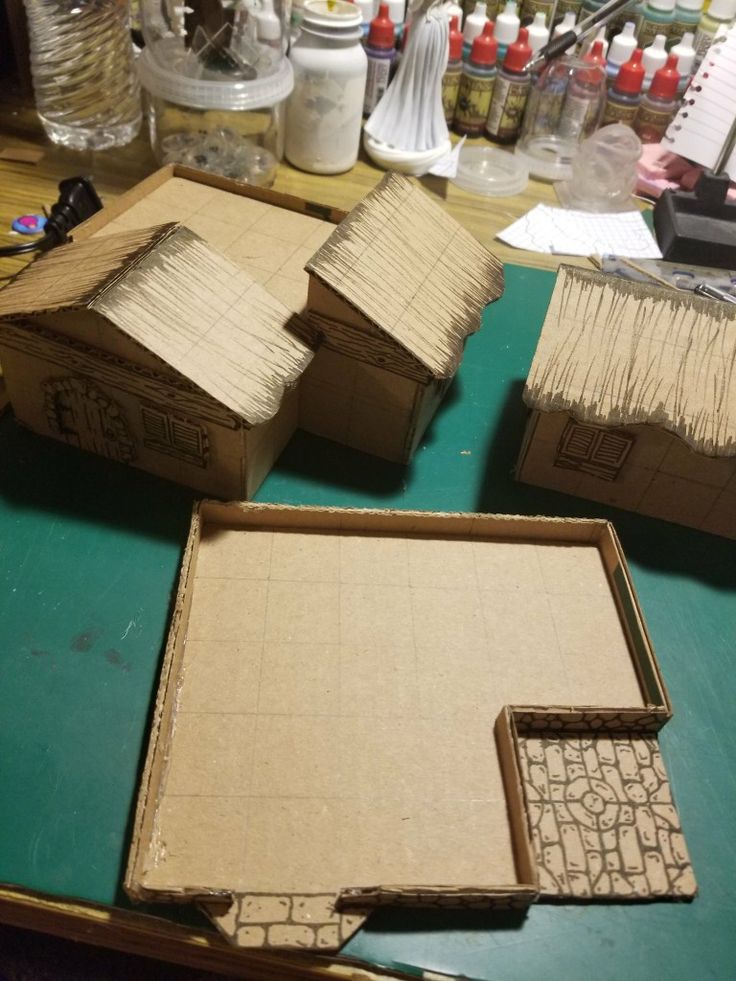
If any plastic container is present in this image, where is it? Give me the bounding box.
[527,12,551,52]
[285,0,367,174]
[486,27,532,143]
[636,0,675,48]
[25,0,140,150]
[454,22,498,135]
[363,4,396,115]
[556,123,642,210]
[495,0,522,62]
[635,51,680,139]
[669,0,703,46]
[443,16,465,124]
[670,31,697,90]
[463,2,490,59]
[515,51,606,179]
[453,144,529,195]
[693,0,736,68]
[607,22,639,78]
[138,0,292,183]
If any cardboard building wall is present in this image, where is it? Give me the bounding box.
[517,265,736,539]
[0,223,313,499]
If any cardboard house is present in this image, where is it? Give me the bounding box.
[300,172,504,464]
[0,171,503,493]
[125,502,696,953]
[517,265,736,539]
[0,223,313,500]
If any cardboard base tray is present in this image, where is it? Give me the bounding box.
[126,503,696,952]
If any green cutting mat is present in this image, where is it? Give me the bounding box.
[0,264,734,980]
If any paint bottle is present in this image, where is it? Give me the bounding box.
[447,0,465,26]
[527,10,550,51]
[602,47,645,124]
[454,22,498,133]
[636,0,675,48]
[520,0,554,27]
[354,0,376,38]
[693,0,736,68]
[255,0,283,48]
[635,51,680,139]
[363,3,395,115]
[607,21,638,77]
[553,10,577,36]
[642,33,668,87]
[558,39,607,138]
[580,25,609,57]
[670,31,696,90]
[606,0,643,39]
[556,0,583,21]
[443,16,465,123]
[385,0,405,41]
[463,1,489,58]
[485,26,532,142]
[669,0,703,46]
[495,0,522,61]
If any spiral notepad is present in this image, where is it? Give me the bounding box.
[664,25,736,180]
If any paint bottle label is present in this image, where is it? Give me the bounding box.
[520,0,554,22]
[363,54,393,115]
[558,91,601,139]
[693,25,715,60]
[442,66,463,124]
[455,72,497,134]
[635,101,675,140]
[637,16,672,48]
[602,97,639,126]
[485,75,530,139]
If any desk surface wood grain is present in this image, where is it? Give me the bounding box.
[0,97,596,282]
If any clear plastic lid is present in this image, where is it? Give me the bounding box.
[137,44,293,110]
[453,146,529,197]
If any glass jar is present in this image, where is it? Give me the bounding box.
[285,0,368,174]
[137,0,293,185]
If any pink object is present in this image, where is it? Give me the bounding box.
[635,142,736,200]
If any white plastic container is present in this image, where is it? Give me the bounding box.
[285,0,368,174]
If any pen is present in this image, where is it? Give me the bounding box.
[526,0,635,72]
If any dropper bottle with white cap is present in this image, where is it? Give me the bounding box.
[694,0,736,69]
[669,0,702,47]
[462,1,489,59]
[606,21,638,79]
[495,0,521,62]
[641,34,668,89]
[670,31,696,92]
[255,0,282,48]
[553,10,577,38]
[527,11,550,53]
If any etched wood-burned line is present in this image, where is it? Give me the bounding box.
[43,376,136,463]
[555,420,635,480]
[525,265,736,456]
[516,732,697,900]
[308,309,431,383]
[214,892,367,951]
[0,321,242,429]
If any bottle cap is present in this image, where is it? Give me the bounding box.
[707,0,736,19]
[503,25,531,71]
[368,3,394,46]
[670,31,696,76]
[470,20,498,65]
[614,48,645,93]
[649,52,680,98]
[463,1,488,42]
[553,10,576,37]
[495,0,521,43]
[642,34,668,75]
[585,38,607,66]
[607,21,637,66]
[674,0,702,10]
[527,11,550,54]
[255,0,281,40]
[449,15,463,60]
[353,0,375,24]
[648,0,675,12]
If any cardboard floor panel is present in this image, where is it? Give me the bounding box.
[140,527,647,900]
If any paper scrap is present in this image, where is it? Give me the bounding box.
[427,138,466,178]
[497,205,662,258]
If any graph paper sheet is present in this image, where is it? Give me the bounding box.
[497,205,663,258]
